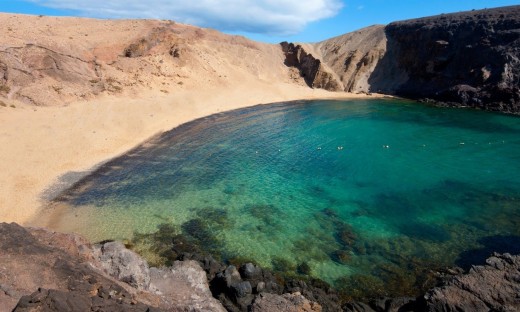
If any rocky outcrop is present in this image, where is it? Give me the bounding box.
[311,5,520,113]
[251,292,322,312]
[314,25,387,93]
[369,5,520,113]
[343,253,520,311]
[148,261,227,312]
[422,253,520,311]
[0,222,162,312]
[2,222,520,312]
[281,42,342,91]
[93,241,151,291]
[0,222,230,312]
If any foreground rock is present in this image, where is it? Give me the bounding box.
[344,253,520,311]
[0,222,226,312]
[422,253,520,311]
[0,223,160,312]
[251,292,322,312]
[0,223,321,312]
[3,222,520,312]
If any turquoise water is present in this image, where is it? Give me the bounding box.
[43,99,520,298]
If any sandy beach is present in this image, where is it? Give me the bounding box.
[0,81,380,225]
[0,13,389,225]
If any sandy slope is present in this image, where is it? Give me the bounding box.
[0,14,383,224]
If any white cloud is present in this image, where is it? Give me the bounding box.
[28,0,343,35]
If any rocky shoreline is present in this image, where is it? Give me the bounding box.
[2,222,519,312]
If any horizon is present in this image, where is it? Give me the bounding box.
[1,1,519,43]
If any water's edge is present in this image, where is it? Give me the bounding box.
[31,98,520,307]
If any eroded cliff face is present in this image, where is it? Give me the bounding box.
[314,25,387,93]
[280,42,343,91]
[370,5,520,113]
[302,6,520,113]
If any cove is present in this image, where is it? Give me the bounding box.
[39,99,520,299]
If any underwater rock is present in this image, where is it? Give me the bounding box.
[330,250,352,264]
[297,262,312,275]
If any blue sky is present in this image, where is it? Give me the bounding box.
[1,1,519,43]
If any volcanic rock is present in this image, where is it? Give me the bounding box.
[281,41,342,91]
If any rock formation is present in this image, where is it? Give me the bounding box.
[251,292,322,312]
[310,6,520,113]
[1,6,519,112]
[3,222,520,312]
[0,222,225,312]
[281,42,343,91]
[0,222,327,312]
[343,253,520,311]
[422,253,520,311]
[371,5,520,113]
[314,25,387,93]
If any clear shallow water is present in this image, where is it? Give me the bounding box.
[41,99,520,298]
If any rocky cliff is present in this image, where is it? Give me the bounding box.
[280,41,342,91]
[301,5,520,113]
[314,25,387,93]
[0,222,323,312]
[372,5,520,113]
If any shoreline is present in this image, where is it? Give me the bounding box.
[0,84,386,226]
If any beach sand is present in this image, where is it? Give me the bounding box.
[0,82,381,224]
[0,13,385,224]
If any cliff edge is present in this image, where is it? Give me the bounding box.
[292,5,520,113]
[372,5,520,113]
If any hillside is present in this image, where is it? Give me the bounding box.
[0,14,304,107]
[312,5,520,113]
